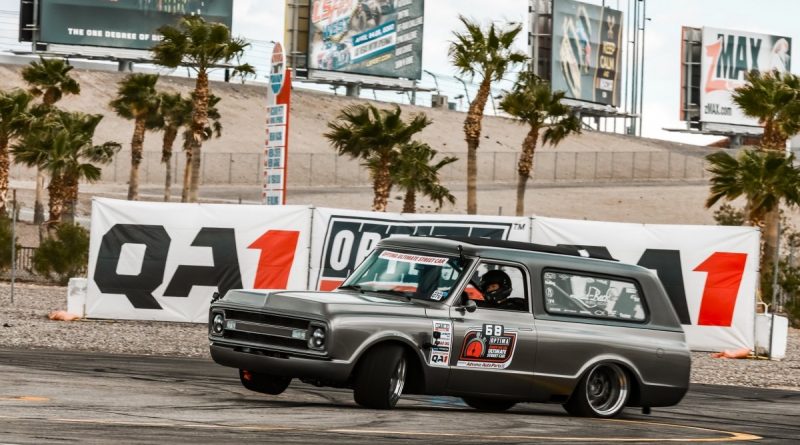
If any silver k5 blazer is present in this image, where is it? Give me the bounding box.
[209,236,691,417]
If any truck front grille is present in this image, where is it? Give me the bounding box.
[220,309,311,351]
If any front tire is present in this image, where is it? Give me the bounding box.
[353,344,407,409]
[239,369,291,395]
[462,397,516,412]
[563,363,630,418]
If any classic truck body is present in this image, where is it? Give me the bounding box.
[209,236,690,416]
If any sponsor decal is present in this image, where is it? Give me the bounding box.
[379,250,448,266]
[429,320,452,367]
[456,324,517,369]
[430,289,445,301]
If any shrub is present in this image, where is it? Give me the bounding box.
[0,217,14,271]
[32,223,89,285]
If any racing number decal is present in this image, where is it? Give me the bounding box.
[457,324,517,369]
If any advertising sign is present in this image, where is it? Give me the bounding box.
[531,216,760,352]
[263,42,291,206]
[86,199,761,352]
[87,199,312,322]
[551,0,623,107]
[308,0,424,79]
[700,26,792,126]
[310,208,531,291]
[38,0,233,50]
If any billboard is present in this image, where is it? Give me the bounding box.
[551,0,623,107]
[700,26,792,126]
[37,0,233,50]
[308,0,424,80]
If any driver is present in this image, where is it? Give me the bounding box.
[479,270,524,310]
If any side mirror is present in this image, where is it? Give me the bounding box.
[456,299,477,314]
[211,291,221,303]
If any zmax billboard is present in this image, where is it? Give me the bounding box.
[551,0,623,107]
[38,0,233,50]
[308,0,424,80]
[700,26,792,126]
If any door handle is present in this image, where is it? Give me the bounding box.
[518,327,533,331]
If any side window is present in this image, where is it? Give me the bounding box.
[542,270,646,322]
[463,263,529,312]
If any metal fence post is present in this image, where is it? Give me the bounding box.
[573,152,578,180]
[631,152,636,180]
[228,153,233,184]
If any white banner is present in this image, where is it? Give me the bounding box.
[87,198,312,322]
[700,26,792,126]
[531,216,761,351]
[310,208,531,291]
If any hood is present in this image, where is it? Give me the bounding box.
[219,289,429,318]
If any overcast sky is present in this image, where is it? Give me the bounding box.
[3,0,800,145]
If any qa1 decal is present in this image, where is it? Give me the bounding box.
[93,224,300,310]
[456,324,517,369]
[428,320,452,367]
[559,245,748,327]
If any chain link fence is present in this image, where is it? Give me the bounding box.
[10,148,714,187]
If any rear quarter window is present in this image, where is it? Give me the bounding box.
[542,270,647,322]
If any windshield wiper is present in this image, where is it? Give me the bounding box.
[370,289,413,302]
[337,284,364,293]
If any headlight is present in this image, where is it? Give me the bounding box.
[211,313,225,336]
[308,326,326,350]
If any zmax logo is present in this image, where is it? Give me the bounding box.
[94,224,300,310]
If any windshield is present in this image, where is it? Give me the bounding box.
[340,249,469,302]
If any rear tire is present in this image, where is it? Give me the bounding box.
[563,363,629,418]
[353,344,407,409]
[462,397,516,412]
[239,369,291,395]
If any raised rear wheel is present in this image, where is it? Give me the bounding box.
[563,363,629,418]
[353,344,407,409]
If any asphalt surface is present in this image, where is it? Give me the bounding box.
[0,349,797,444]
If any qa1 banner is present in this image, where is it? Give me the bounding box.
[310,208,530,291]
[531,216,760,352]
[87,198,312,322]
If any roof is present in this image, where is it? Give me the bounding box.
[379,235,617,261]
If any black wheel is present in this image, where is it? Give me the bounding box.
[239,369,291,395]
[563,363,630,418]
[353,344,407,409]
[462,397,516,412]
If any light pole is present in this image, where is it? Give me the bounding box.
[455,76,471,106]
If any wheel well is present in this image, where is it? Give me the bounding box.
[570,361,643,406]
[352,340,426,394]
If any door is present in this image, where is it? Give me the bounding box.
[446,262,537,397]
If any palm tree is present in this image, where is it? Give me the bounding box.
[730,70,800,298]
[13,111,119,223]
[109,73,161,201]
[733,70,800,151]
[0,89,33,216]
[500,72,581,216]
[151,16,253,203]
[21,56,81,224]
[325,104,431,212]
[449,16,526,214]
[151,92,191,201]
[705,149,800,299]
[179,93,223,202]
[393,141,457,213]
